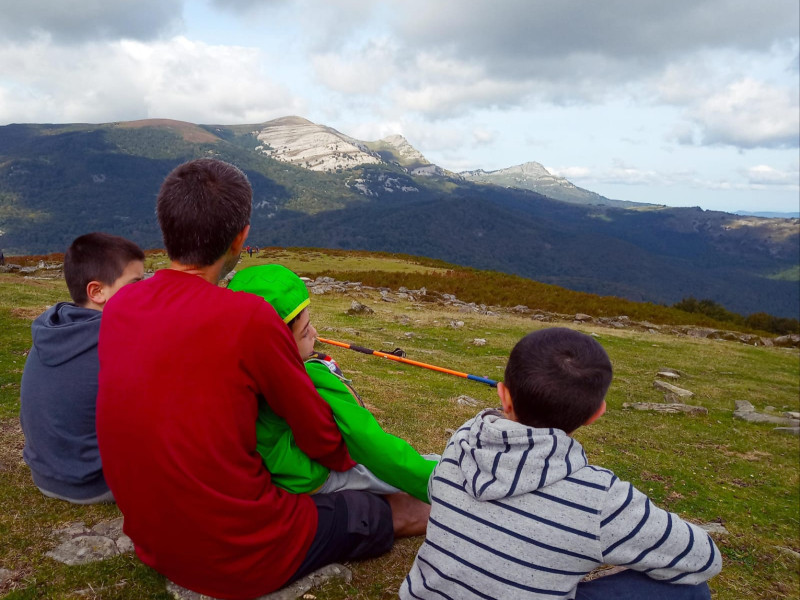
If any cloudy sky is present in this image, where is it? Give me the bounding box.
[1,0,798,213]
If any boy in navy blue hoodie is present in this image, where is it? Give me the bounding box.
[20,232,144,503]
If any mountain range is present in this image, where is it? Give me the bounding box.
[0,116,797,318]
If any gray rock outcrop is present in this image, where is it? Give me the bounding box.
[623,402,708,415]
[455,395,479,407]
[46,535,120,566]
[699,523,729,535]
[656,371,680,380]
[653,380,694,404]
[346,301,374,315]
[773,427,800,436]
[773,334,800,348]
[167,563,352,600]
[733,401,800,426]
[45,518,132,566]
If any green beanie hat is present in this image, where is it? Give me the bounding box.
[228,265,310,324]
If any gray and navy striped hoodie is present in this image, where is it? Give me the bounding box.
[401,409,721,599]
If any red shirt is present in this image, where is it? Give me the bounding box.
[96,269,354,599]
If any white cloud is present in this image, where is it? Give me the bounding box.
[681,79,799,149]
[743,164,800,187]
[472,128,496,146]
[550,161,697,187]
[0,37,303,125]
[391,0,798,78]
[548,166,592,179]
[0,0,183,43]
[311,38,398,95]
[553,160,800,194]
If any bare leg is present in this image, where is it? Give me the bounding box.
[385,492,431,537]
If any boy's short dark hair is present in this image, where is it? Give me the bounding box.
[156,158,252,266]
[504,328,613,433]
[64,233,145,306]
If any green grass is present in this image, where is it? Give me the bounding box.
[1,250,798,599]
[237,247,452,277]
[767,265,800,282]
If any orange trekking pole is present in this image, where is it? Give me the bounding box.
[317,337,498,387]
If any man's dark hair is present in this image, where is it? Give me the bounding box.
[64,233,145,306]
[156,158,252,266]
[504,328,613,433]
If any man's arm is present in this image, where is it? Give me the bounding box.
[242,304,354,472]
[599,477,722,584]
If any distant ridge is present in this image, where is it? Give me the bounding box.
[460,161,651,208]
[735,210,800,219]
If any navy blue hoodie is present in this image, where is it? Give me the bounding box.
[19,302,109,499]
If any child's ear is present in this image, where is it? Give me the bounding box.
[85,280,107,307]
[584,401,606,426]
[497,382,517,421]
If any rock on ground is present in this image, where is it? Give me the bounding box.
[623,402,708,416]
[0,568,15,586]
[166,564,352,600]
[347,301,374,315]
[773,427,800,436]
[774,546,800,560]
[733,401,800,426]
[773,334,800,348]
[46,518,132,566]
[46,535,120,566]
[653,380,694,404]
[656,371,680,380]
[652,380,693,398]
[455,395,479,407]
[699,522,730,535]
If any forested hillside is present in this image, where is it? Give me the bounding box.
[0,121,797,317]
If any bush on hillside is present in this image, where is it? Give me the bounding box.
[673,297,799,335]
[313,268,766,333]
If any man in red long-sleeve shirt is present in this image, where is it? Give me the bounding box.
[96,159,427,600]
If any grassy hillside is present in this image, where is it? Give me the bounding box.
[1,250,798,600]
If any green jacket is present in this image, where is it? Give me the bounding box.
[255,358,436,502]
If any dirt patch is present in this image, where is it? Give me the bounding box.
[0,564,34,596]
[0,420,25,474]
[10,307,44,320]
[719,449,772,462]
[639,471,668,482]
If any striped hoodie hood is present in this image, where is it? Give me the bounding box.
[453,409,588,501]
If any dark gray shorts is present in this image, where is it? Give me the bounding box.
[287,490,394,583]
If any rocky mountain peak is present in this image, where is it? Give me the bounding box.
[252,117,381,172]
[262,115,315,127]
[377,134,430,165]
[460,161,639,207]
[504,161,552,178]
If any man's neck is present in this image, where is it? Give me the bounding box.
[168,260,224,285]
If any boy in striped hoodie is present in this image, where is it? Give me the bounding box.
[402,327,721,599]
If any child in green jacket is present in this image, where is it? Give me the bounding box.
[228,265,437,503]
